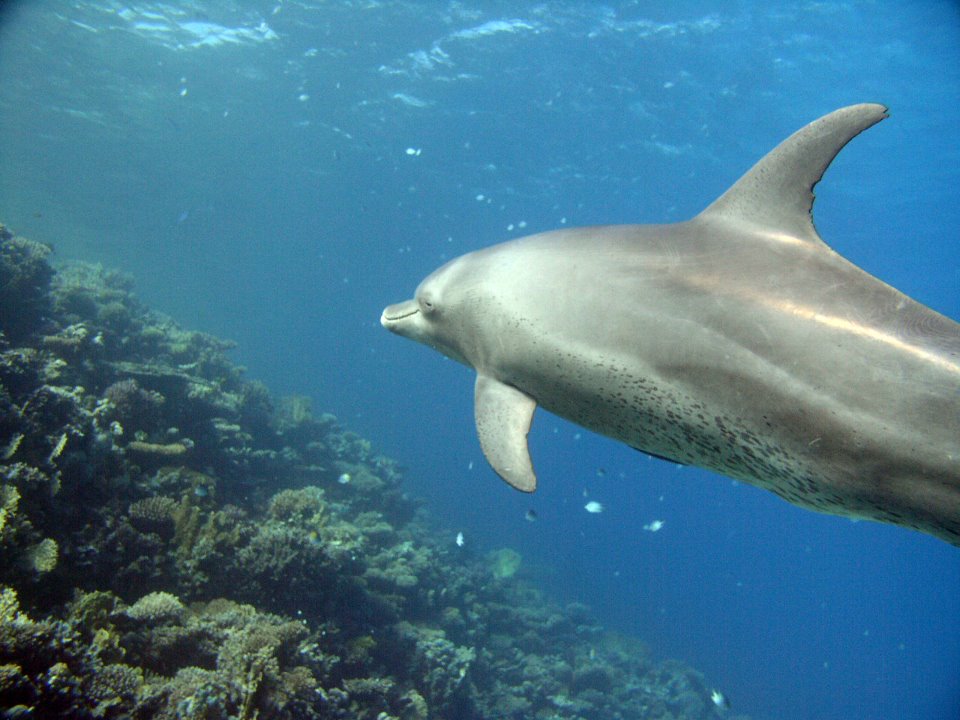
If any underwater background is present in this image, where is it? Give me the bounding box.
[0,1,958,719]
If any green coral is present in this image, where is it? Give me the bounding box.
[0,483,19,533]
[125,591,186,623]
[487,547,522,579]
[123,598,316,720]
[276,394,314,428]
[22,537,58,573]
[267,486,326,526]
[0,585,24,622]
[344,634,377,665]
[0,585,117,715]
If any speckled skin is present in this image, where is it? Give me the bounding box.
[383,105,960,546]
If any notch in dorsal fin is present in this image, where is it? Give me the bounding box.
[696,104,888,246]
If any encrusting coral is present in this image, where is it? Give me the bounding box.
[0,224,749,719]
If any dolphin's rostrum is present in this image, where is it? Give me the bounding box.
[382,104,960,546]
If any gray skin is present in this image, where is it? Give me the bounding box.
[382,104,960,546]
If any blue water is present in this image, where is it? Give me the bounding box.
[1,2,959,719]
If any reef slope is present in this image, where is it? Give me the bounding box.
[0,224,744,719]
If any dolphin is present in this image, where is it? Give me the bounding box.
[381,104,960,546]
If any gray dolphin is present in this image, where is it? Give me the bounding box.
[381,104,960,546]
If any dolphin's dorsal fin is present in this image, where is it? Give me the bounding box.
[696,103,888,246]
[475,374,538,492]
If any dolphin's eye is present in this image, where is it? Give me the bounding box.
[419,295,437,315]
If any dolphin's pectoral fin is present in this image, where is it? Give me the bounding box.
[474,374,538,492]
[697,103,888,247]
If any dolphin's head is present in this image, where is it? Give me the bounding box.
[381,252,487,368]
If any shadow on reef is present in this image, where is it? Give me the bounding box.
[0,224,750,719]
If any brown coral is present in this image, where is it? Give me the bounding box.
[87,662,143,703]
[126,440,187,457]
[267,486,325,524]
[128,496,178,535]
[0,226,53,342]
[103,378,165,433]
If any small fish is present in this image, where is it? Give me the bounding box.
[643,519,665,532]
[524,509,538,522]
[455,531,464,547]
[337,472,351,484]
[710,689,730,711]
[584,501,604,514]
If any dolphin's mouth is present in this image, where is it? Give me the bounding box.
[380,299,419,328]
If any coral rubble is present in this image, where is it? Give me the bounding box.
[0,224,747,719]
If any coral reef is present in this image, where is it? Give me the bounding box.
[0,224,53,343]
[0,225,749,719]
[487,547,522,579]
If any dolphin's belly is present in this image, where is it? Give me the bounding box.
[516,339,960,543]
[525,354,820,494]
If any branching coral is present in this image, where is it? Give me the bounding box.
[0,585,113,715]
[88,662,143,707]
[22,537,58,574]
[267,486,326,525]
[0,483,19,533]
[375,622,477,717]
[120,597,317,720]
[103,378,165,434]
[125,591,186,624]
